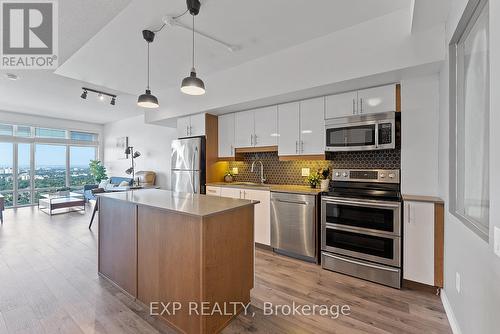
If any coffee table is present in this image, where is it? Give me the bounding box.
[38,192,86,215]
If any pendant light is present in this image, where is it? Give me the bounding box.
[138,30,159,108]
[181,3,205,96]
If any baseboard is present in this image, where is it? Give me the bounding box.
[440,289,462,334]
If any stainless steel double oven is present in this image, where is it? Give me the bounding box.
[321,169,402,288]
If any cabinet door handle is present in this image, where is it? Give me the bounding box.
[407,203,411,224]
[254,134,258,145]
[189,126,193,136]
[186,125,189,136]
[239,190,242,198]
[300,140,304,153]
[295,141,298,154]
[353,98,356,115]
[360,98,363,113]
[250,134,253,146]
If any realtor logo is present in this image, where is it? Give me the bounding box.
[1,0,58,69]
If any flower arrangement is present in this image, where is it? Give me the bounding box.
[306,171,321,188]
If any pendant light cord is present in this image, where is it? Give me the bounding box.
[192,14,195,70]
[147,42,150,90]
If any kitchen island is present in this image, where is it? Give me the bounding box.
[97,189,258,334]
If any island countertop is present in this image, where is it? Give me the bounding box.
[97,188,258,217]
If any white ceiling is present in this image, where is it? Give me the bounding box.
[1,0,422,125]
[56,0,411,96]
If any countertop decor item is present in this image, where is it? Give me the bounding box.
[320,168,330,191]
[224,169,234,183]
[306,172,321,188]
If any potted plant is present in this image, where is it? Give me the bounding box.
[306,171,321,189]
[320,168,330,191]
[89,160,108,183]
[224,170,235,183]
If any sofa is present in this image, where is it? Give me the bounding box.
[83,177,133,201]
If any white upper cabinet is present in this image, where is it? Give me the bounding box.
[189,113,206,137]
[176,114,205,138]
[278,102,300,156]
[177,116,191,138]
[325,84,397,118]
[357,85,396,115]
[254,106,278,147]
[218,114,235,158]
[300,97,325,155]
[235,110,254,148]
[325,91,358,119]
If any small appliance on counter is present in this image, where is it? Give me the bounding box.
[170,137,206,194]
[321,169,402,288]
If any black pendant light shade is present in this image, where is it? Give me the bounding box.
[181,69,205,95]
[138,89,159,108]
[181,5,206,96]
[138,30,159,108]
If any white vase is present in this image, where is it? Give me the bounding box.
[320,179,329,191]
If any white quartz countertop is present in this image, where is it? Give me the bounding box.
[97,189,258,217]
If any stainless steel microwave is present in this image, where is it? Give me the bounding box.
[325,111,396,152]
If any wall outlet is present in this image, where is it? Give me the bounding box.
[494,226,500,258]
[455,272,461,294]
[232,167,239,175]
[301,168,310,177]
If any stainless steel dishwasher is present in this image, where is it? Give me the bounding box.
[271,192,317,262]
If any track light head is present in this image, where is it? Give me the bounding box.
[110,97,116,105]
[81,90,87,99]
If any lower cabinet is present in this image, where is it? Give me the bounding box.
[206,186,271,246]
[403,199,444,287]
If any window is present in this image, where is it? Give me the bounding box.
[70,146,96,187]
[70,131,97,142]
[0,143,14,207]
[35,144,67,189]
[0,124,13,136]
[15,126,32,137]
[35,127,66,139]
[450,0,489,241]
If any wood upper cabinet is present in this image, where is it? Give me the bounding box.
[278,102,300,156]
[299,97,325,155]
[357,85,396,115]
[218,114,235,158]
[278,98,324,156]
[403,201,435,286]
[235,110,254,148]
[176,113,206,138]
[325,91,357,119]
[254,106,278,147]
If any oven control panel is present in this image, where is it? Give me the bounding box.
[332,169,400,183]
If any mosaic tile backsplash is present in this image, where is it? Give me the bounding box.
[227,149,400,186]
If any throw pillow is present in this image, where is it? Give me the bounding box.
[98,179,109,189]
[118,181,130,187]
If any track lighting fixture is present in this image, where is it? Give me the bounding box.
[137,30,159,108]
[81,87,117,105]
[181,0,205,96]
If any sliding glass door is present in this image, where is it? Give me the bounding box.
[17,143,32,205]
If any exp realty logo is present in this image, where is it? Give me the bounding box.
[1,0,58,69]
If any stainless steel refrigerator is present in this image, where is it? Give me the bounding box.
[171,137,206,194]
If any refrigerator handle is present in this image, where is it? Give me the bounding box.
[192,147,198,193]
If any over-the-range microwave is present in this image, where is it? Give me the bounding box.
[325,111,398,152]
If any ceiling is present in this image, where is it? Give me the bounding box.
[1,0,421,124]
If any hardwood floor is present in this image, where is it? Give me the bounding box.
[0,206,451,334]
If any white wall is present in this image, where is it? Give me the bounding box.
[103,115,177,189]
[401,75,440,196]
[438,1,500,334]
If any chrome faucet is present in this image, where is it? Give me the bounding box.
[251,160,266,184]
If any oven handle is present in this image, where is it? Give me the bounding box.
[323,222,400,238]
[322,252,400,273]
[322,197,400,209]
